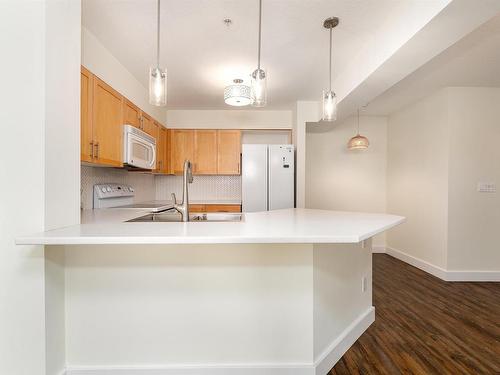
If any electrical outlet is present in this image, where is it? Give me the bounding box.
[361,276,367,292]
[477,182,496,193]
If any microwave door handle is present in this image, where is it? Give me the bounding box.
[148,143,156,169]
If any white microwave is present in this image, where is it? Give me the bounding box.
[123,124,156,169]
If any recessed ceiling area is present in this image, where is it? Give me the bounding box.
[366,13,500,116]
[82,0,450,110]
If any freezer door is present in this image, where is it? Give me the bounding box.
[242,144,268,212]
[268,144,295,210]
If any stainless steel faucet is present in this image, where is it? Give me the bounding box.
[172,159,193,222]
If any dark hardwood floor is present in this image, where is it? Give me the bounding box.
[330,254,500,375]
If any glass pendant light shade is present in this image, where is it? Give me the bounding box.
[348,134,370,150]
[251,68,267,107]
[149,66,167,106]
[322,90,337,121]
[224,79,252,106]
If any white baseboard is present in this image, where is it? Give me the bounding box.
[385,247,500,282]
[66,364,313,375]
[444,270,500,282]
[65,308,375,375]
[385,247,448,279]
[313,307,375,375]
[371,246,386,254]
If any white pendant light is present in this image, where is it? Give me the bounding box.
[322,17,339,121]
[251,0,267,107]
[348,109,370,150]
[224,79,252,106]
[149,0,167,106]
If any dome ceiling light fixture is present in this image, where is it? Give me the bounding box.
[149,0,167,106]
[348,108,370,150]
[224,79,252,106]
[322,17,339,121]
[250,0,267,107]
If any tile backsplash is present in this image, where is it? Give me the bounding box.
[81,165,242,209]
[155,175,241,201]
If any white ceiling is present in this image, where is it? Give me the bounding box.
[366,13,500,115]
[82,0,450,110]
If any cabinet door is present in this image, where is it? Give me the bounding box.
[205,204,241,213]
[92,77,123,167]
[141,112,157,137]
[156,125,168,173]
[80,66,94,163]
[123,99,141,129]
[171,129,194,174]
[194,130,218,175]
[217,130,241,175]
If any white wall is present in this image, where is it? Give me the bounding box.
[306,116,388,247]
[82,27,166,124]
[386,87,500,275]
[296,102,321,208]
[166,109,292,129]
[45,2,81,374]
[0,2,46,374]
[386,89,450,268]
[447,87,500,271]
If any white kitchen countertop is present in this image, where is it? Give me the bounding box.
[16,208,404,245]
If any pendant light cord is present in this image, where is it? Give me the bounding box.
[156,0,160,68]
[257,0,262,70]
[357,109,360,134]
[329,27,332,91]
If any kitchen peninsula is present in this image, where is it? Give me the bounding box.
[17,209,403,375]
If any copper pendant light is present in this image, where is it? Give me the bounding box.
[348,109,370,150]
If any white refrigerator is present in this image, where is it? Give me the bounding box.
[242,144,295,212]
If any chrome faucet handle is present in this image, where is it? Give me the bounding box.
[171,193,177,205]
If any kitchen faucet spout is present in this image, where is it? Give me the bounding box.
[172,159,193,222]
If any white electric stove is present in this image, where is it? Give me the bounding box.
[93,184,173,212]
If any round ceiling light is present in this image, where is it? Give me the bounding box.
[224,79,252,106]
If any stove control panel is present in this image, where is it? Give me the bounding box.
[93,184,135,208]
[94,184,135,199]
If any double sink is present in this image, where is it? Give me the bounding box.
[127,210,243,223]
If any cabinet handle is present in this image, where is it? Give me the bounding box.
[90,141,94,158]
[94,142,99,159]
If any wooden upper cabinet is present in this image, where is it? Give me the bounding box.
[171,129,194,174]
[80,67,93,163]
[217,130,241,175]
[92,77,123,167]
[123,99,141,129]
[194,130,218,175]
[156,125,170,174]
[141,112,157,137]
